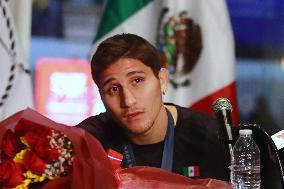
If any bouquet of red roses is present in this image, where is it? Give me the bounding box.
[0,108,118,189]
[0,119,73,189]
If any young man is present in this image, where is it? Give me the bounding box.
[77,33,230,181]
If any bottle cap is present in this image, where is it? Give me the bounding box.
[239,129,252,135]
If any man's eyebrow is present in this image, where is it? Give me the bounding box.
[102,78,116,87]
[126,70,145,77]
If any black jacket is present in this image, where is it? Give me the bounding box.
[77,103,230,181]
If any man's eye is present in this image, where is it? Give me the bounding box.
[132,78,144,85]
[106,86,120,95]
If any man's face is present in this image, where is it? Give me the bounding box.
[98,58,168,137]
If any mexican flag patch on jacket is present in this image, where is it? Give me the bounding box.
[183,166,200,177]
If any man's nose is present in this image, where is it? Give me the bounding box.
[121,88,137,107]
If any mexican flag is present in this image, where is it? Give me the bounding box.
[0,0,33,119]
[91,0,238,123]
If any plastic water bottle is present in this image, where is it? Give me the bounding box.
[230,129,261,189]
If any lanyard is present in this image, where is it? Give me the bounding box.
[121,109,175,172]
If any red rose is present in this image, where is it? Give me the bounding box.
[34,138,51,157]
[25,127,51,146]
[23,151,46,175]
[15,119,51,146]
[46,148,60,163]
[14,119,38,136]
[34,138,60,162]
[0,160,24,188]
[1,130,22,158]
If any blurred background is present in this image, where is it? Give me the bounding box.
[1,0,284,133]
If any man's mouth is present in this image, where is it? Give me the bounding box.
[124,111,143,120]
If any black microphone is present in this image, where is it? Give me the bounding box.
[212,98,234,159]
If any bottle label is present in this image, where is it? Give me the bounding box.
[271,129,284,150]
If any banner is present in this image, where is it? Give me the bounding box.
[0,0,33,119]
[92,0,238,123]
[34,58,102,125]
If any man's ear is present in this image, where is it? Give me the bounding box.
[158,68,169,94]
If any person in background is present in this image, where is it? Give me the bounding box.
[248,96,281,135]
[247,97,283,189]
[77,33,230,181]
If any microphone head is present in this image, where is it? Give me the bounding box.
[212,98,233,113]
